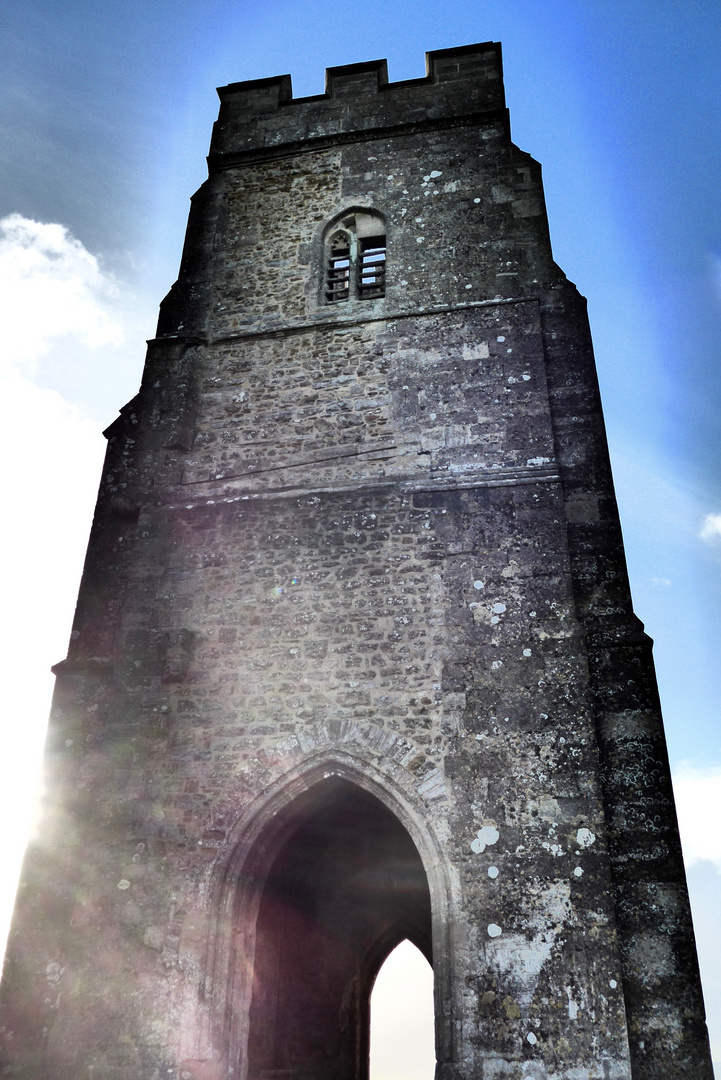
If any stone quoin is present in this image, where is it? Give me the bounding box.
[0,42,713,1080]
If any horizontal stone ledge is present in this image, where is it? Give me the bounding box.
[207,109,510,172]
[165,464,561,512]
[148,294,545,349]
[51,656,116,677]
[402,465,560,492]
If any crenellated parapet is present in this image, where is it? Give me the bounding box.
[210,44,508,163]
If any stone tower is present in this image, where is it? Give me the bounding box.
[0,42,713,1080]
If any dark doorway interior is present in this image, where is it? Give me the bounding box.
[246,778,433,1080]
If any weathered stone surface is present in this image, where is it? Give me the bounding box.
[0,42,712,1080]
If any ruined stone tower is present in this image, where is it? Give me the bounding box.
[0,42,713,1080]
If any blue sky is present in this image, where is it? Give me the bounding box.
[1,0,719,1069]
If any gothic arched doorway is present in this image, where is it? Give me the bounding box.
[369,940,435,1080]
[244,777,433,1080]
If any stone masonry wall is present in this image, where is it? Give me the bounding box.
[0,42,712,1080]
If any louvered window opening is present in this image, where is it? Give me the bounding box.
[358,236,386,299]
[326,239,351,302]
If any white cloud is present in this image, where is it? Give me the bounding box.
[700,513,721,542]
[671,765,721,1070]
[0,213,124,372]
[672,762,721,870]
[0,215,150,964]
[0,365,105,964]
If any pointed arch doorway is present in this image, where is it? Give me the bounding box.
[243,777,434,1080]
[370,940,435,1080]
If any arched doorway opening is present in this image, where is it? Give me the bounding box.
[245,777,433,1080]
[369,940,435,1080]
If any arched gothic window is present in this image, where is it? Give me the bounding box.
[327,230,352,301]
[324,211,386,303]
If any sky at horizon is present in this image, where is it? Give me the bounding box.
[0,0,719,1071]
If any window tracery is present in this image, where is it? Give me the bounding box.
[324,211,386,303]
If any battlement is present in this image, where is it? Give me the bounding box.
[209,43,506,163]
